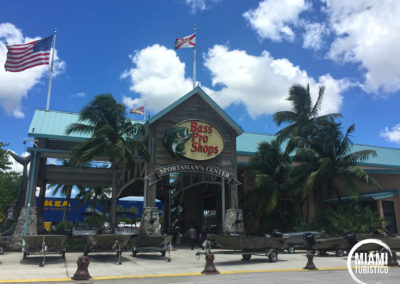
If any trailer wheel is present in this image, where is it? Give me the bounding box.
[336,248,344,257]
[161,251,166,257]
[23,251,27,259]
[268,251,278,262]
[287,246,295,254]
[242,254,251,261]
[132,250,137,257]
[61,250,66,259]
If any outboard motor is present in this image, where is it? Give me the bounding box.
[271,229,283,238]
[303,233,316,250]
[343,231,357,247]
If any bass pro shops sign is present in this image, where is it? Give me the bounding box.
[163,120,224,161]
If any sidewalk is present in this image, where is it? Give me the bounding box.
[0,248,359,283]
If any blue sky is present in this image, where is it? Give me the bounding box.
[2,0,400,173]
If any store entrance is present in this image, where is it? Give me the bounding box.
[162,172,225,239]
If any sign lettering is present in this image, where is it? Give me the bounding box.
[163,120,224,160]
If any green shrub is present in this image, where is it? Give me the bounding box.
[54,221,74,234]
[64,237,86,251]
[297,202,384,235]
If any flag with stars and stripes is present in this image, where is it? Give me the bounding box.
[4,35,54,72]
[175,33,196,49]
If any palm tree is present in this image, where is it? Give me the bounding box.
[48,160,74,227]
[127,206,139,226]
[273,84,341,152]
[244,139,290,233]
[76,185,111,224]
[66,94,149,232]
[292,119,380,204]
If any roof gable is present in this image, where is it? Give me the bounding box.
[148,87,243,136]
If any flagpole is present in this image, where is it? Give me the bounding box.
[45,28,56,111]
[193,24,196,89]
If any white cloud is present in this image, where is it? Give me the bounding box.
[204,45,348,118]
[121,44,194,113]
[303,22,328,50]
[325,1,400,94]
[122,43,348,120]
[72,92,86,98]
[243,0,310,41]
[0,23,65,118]
[381,124,400,144]
[185,0,220,14]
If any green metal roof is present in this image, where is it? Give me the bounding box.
[325,189,398,203]
[28,109,142,142]
[147,86,244,136]
[236,132,275,154]
[236,132,400,168]
[28,109,400,169]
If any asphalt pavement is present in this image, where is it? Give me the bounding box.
[0,246,399,283]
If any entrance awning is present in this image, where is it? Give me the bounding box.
[324,189,398,204]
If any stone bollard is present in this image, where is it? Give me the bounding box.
[72,255,91,280]
[304,252,317,270]
[201,253,219,274]
[388,251,399,267]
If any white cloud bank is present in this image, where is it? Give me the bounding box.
[0,23,65,118]
[302,22,329,50]
[122,44,348,119]
[381,125,400,144]
[325,0,400,94]
[121,44,195,112]
[243,0,309,41]
[204,45,348,118]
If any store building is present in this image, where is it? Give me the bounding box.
[22,87,400,234]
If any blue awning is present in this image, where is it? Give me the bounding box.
[324,189,398,204]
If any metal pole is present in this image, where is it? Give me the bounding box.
[45,28,57,111]
[221,179,225,229]
[23,148,37,249]
[193,24,196,89]
[168,188,171,227]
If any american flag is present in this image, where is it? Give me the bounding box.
[4,35,54,72]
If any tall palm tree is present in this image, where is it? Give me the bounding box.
[76,185,111,223]
[273,84,341,152]
[292,119,380,204]
[244,139,290,233]
[66,94,149,232]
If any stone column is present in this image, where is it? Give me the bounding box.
[139,207,161,236]
[10,207,37,250]
[223,209,244,234]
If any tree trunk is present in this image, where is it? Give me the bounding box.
[111,161,117,233]
[333,179,343,205]
[64,192,71,229]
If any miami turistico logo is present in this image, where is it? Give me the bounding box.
[347,238,392,284]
